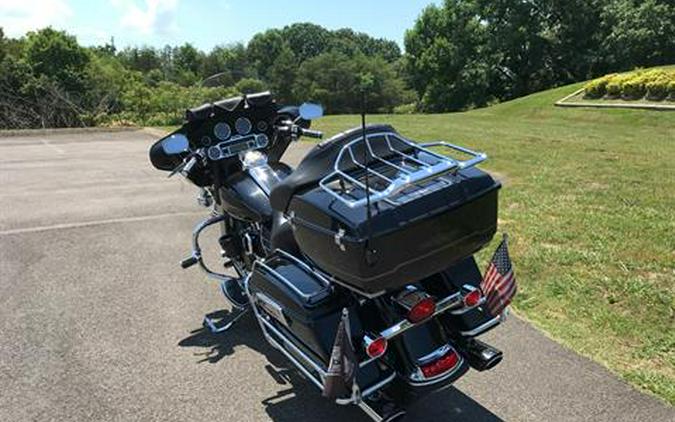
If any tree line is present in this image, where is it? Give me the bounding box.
[405,0,674,111]
[0,0,673,129]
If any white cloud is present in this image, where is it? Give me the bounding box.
[0,0,73,36]
[112,0,179,35]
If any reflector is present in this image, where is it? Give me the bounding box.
[463,289,482,308]
[406,297,436,323]
[366,337,388,358]
[420,350,460,379]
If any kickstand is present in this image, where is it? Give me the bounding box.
[203,308,249,334]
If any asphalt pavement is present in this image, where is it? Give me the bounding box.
[0,130,672,421]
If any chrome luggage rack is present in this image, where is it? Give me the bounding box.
[318,131,487,208]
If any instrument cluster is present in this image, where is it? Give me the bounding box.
[200,116,274,161]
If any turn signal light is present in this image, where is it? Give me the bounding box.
[366,337,388,359]
[406,297,436,324]
[463,289,482,308]
[420,350,460,379]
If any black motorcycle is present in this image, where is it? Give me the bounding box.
[149,91,509,421]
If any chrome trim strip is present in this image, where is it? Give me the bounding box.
[408,343,464,386]
[460,314,503,337]
[408,356,464,387]
[274,249,332,286]
[416,344,452,366]
[448,296,486,315]
[375,292,463,341]
[259,315,327,377]
[254,292,288,327]
[324,275,386,299]
[253,259,317,300]
[335,372,397,406]
[449,285,486,315]
[356,402,384,422]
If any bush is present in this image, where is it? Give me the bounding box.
[668,81,675,101]
[605,80,623,98]
[646,80,668,100]
[584,69,675,101]
[235,78,267,94]
[621,77,646,100]
[584,75,613,98]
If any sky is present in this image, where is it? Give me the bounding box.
[0,0,439,51]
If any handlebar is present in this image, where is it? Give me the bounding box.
[276,122,323,140]
[180,255,199,269]
[181,155,198,176]
[299,128,323,139]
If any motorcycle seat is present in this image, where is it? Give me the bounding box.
[270,211,300,256]
[269,124,397,212]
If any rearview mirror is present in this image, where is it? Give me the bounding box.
[161,133,189,155]
[299,103,323,120]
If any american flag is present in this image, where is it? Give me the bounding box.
[480,234,517,316]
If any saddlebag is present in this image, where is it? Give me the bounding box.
[248,251,385,389]
[248,251,349,363]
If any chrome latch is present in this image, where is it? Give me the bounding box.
[334,228,346,251]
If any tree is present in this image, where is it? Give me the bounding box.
[294,52,409,113]
[282,23,330,62]
[328,28,401,62]
[173,43,202,75]
[477,0,554,99]
[235,78,267,94]
[267,46,298,102]
[0,28,6,62]
[404,1,493,111]
[294,51,357,113]
[24,27,90,93]
[601,0,675,70]
[542,0,608,82]
[172,43,203,85]
[200,43,251,85]
[247,29,287,80]
[118,46,161,73]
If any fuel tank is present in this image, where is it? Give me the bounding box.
[219,162,292,222]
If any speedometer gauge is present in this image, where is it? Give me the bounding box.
[213,122,231,140]
[235,117,252,135]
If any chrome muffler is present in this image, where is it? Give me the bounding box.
[458,339,503,372]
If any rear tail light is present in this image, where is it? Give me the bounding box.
[366,336,388,358]
[406,297,436,323]
[463,289,482,308]
[420,349,460,378]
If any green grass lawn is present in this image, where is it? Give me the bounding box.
[311,83,675,404]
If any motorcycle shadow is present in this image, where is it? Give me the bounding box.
[178,308,503,422]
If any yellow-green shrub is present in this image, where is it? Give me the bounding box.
[584,69,675,101]
[621,77,646,99]
[668,81,675,101]
[606,74,631,98]
[584,74,614,98]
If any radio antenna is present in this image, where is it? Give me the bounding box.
[360,74,375,263]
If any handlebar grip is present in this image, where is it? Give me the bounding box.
[180,255,199,269]
[181,156,198,176]
[300,128,323,139]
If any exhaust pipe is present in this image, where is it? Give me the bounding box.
[458,339,503,371]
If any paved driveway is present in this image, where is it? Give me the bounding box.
[0,130,671,421]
